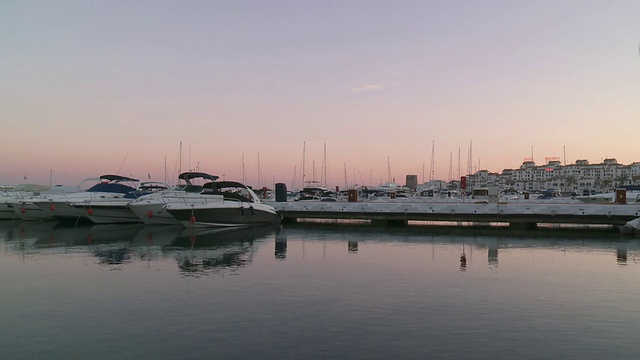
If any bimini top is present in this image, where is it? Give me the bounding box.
[177,172,219,185]
[85,175,139,193]
[99,174,140,183]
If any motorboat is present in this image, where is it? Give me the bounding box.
[129,172,220,225]
[164,181,282,227]
[6,184,91,221]
[1,184,55,220]
[31,175,140,223]
[80,181,171,224]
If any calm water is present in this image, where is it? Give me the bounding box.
[1,220,639,360]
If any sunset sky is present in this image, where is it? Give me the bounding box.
[2,1,639,189]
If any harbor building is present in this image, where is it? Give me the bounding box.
[465,158,640,192]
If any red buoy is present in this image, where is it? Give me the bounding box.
[49,203,55,211]
[147,210,153,218]
[88,208,93,215]
[190,215,196,223]
[20,206,26,214]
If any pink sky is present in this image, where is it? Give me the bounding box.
[2,1,639,189]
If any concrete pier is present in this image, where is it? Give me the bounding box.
[268,200,640,228]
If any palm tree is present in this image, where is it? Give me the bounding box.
[614,174,630,187]
[565,175,576,190]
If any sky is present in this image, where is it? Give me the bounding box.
[1,0,639,189]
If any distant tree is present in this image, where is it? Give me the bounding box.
[614,174,630,187]
[632,175,640,185]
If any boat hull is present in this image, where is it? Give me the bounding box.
[33,201,91,224]
[129,202,180,225]
[167,203,281,227]
[81,203,142,224]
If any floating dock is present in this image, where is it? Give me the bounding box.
[268,201,640,229]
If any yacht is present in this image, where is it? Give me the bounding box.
[129,172,219,225]
[1,184,53,220]
[80,181,171,224]
[164,181,281,227]
[31,175,140,223]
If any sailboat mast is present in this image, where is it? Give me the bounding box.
[291,165,297,191]
[302,142,306,188]
[242,154,246,184]
[387,157,391,184]
[344,163,347,188]
[449,152,452,182]
[322,143,327,188]
[257,153,261,188]
[429,140,435,182]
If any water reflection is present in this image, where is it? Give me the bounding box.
[348,241,358,253]
[273,223,640,268]
[460,244,467,271]
[3,221,640,270]
[0,221,279,274]
[274,228,287,259]
[487,238,499,268]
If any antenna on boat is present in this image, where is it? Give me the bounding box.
[117,152,129,175]
[49,169,52,186]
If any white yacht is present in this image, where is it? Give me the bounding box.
[163,181,281,227]
[31,175,140,224]
[80,181,170,224]
[128,172,220,225]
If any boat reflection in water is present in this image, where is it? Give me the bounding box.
[2,220,640,270]
[140,224,280,276]
[0,221,280,273]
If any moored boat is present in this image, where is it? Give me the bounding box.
[129,172,220,225]
[32,175,140,223]
[164,181,281,227]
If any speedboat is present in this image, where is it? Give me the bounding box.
[129,172,220,225]
[1,184,56,220]
[80,181,171,224]
[6,184,90,221]
[164,180,281,227]
[31,175,140,223]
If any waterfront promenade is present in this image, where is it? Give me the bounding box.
[268,200,640,229]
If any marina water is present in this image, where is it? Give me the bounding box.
[1,221,639,359]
